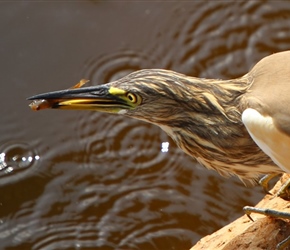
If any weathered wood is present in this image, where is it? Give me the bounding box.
[191,174,290,250]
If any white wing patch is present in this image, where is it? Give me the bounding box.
[242,108,290,173]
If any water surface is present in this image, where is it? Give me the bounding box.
[1,2,290,250]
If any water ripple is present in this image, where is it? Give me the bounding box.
[157,2,290,78]
[2,1,286,250]
[81,50,157,85]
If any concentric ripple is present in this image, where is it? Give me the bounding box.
[81,50,157,84]
[2,1,288,250]
[75,49,176,173]
[157,2,290,79]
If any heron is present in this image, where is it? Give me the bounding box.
[28,51,290,249]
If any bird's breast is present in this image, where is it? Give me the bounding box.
[159,120,280,182]
[242,108,290,173]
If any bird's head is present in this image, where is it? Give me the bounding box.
[28,69,199,127]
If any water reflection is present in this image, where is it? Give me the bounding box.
[161,142,169,153]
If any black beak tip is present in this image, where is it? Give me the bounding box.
[27,95,37,101]
[27,92,55,101]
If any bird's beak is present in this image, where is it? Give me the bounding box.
[28,80,133,113]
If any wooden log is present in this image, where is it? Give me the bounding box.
[190,174,290,250]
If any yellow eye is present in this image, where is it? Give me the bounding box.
[127,93,137,103]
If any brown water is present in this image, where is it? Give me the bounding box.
[1,2,290,250]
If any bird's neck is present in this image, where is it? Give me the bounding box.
[158,74,252,140]
[184,74,251,122]
[158,74,276,180]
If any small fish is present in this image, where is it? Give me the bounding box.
[29,99,53,111]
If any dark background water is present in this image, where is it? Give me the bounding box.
[1,2,290,250]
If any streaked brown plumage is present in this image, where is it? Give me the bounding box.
[28,51,290,185]
[110,69,277,183]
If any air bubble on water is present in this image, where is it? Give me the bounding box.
[0,143,39,175]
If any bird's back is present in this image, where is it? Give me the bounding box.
[242,51,290,135]
[240,51,290,174]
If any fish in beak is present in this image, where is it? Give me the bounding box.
[27,79,139,113]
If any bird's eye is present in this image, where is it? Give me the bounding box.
[126,92,138,103]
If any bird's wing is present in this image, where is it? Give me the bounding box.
[242,108,290,173]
